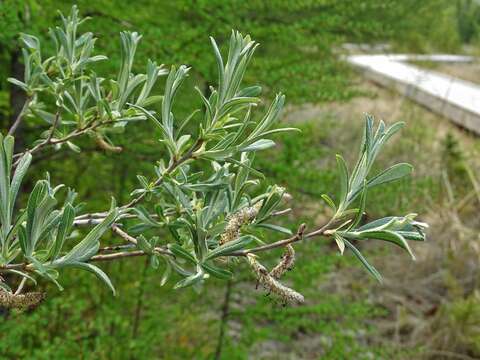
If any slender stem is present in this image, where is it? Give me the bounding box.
[304,218,336,238]
[8,97,31,136]
[12,119,116,165]
[0,217,333,274]
[45,111,61,143]
[89,251,146,262]
[0,231,172,272]
[111,225,138,245]
[214,279,232,360]
[227,223,307,256]
[122,138,204,210]
[131,257,149,338]
[90,248,170,262]
[271,208,292,217]
[14,277,27,295]
[99,244,135,253]
[226,218,336,257]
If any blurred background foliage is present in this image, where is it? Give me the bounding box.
[1,0,480,359]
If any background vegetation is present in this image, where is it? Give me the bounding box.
[1,0,480,359]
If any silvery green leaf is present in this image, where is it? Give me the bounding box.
[5,210,27,246]
[18,225,28,255]
[20,33,41,51]
[7,269,37,285]
[349,181,367,230]
[240,139,276,152]
[134,206,161,227]
[68,262,115,295]
[168,244,197,265]
[25,181,49,255]
[357,216,396,232]
[201,262,233,280]
[31,109,57,124]
[160,257,172,286]
[336,154,349,208]
[201,149,234,161]
[137,235,152,253]
[66,141,81,153]
[136,175,149,189]
[321,194,337,212]
[368,163,413,188]
[205,235,252,260]
[334,233,345,255]
[396,230,426,241]
[357,230,415,260]
[0,135,12,237]
[237,85,262,97]
[51,203,75,259]
[254,223,293,235]
[10,152,32,213]
[7,78,28,91]
[210,36,225,95]
[248,94,285,139]
[343,238,382,283]
[258,127,300,137]
[53,199,118,265]
[173,270,204,289]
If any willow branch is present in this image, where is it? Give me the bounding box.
[122,138,204,209]
[111,225,138,245]
[0,226,173,273]
[90,250,150,262]
[227,218,336,257]
[99,244,135,253]
[8,97,32,136]
[0,246,172,273]
[13,118,116,165]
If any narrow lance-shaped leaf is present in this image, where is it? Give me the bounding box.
[10,152,32,213]
[343,238,383,283]
[367,163,413,188]
[336,154,349,210]
[53,199,118,265]
[68,262,116,295]
[51,203,75,259]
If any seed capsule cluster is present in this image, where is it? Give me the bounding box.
[0,290,45,309]
[269,244,295,279]
[220,202,262,245]
[247,253,304,304]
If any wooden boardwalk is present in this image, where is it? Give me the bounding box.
[347,54,480,134]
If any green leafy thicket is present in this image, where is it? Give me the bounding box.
[0,4,427,306]
[0,1,465,359]
[0,118,435,359]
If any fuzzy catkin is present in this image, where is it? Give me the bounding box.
[269,245,295,279]
[246,254,304,304]
[0,291,45,309]
[220,203,262,245]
